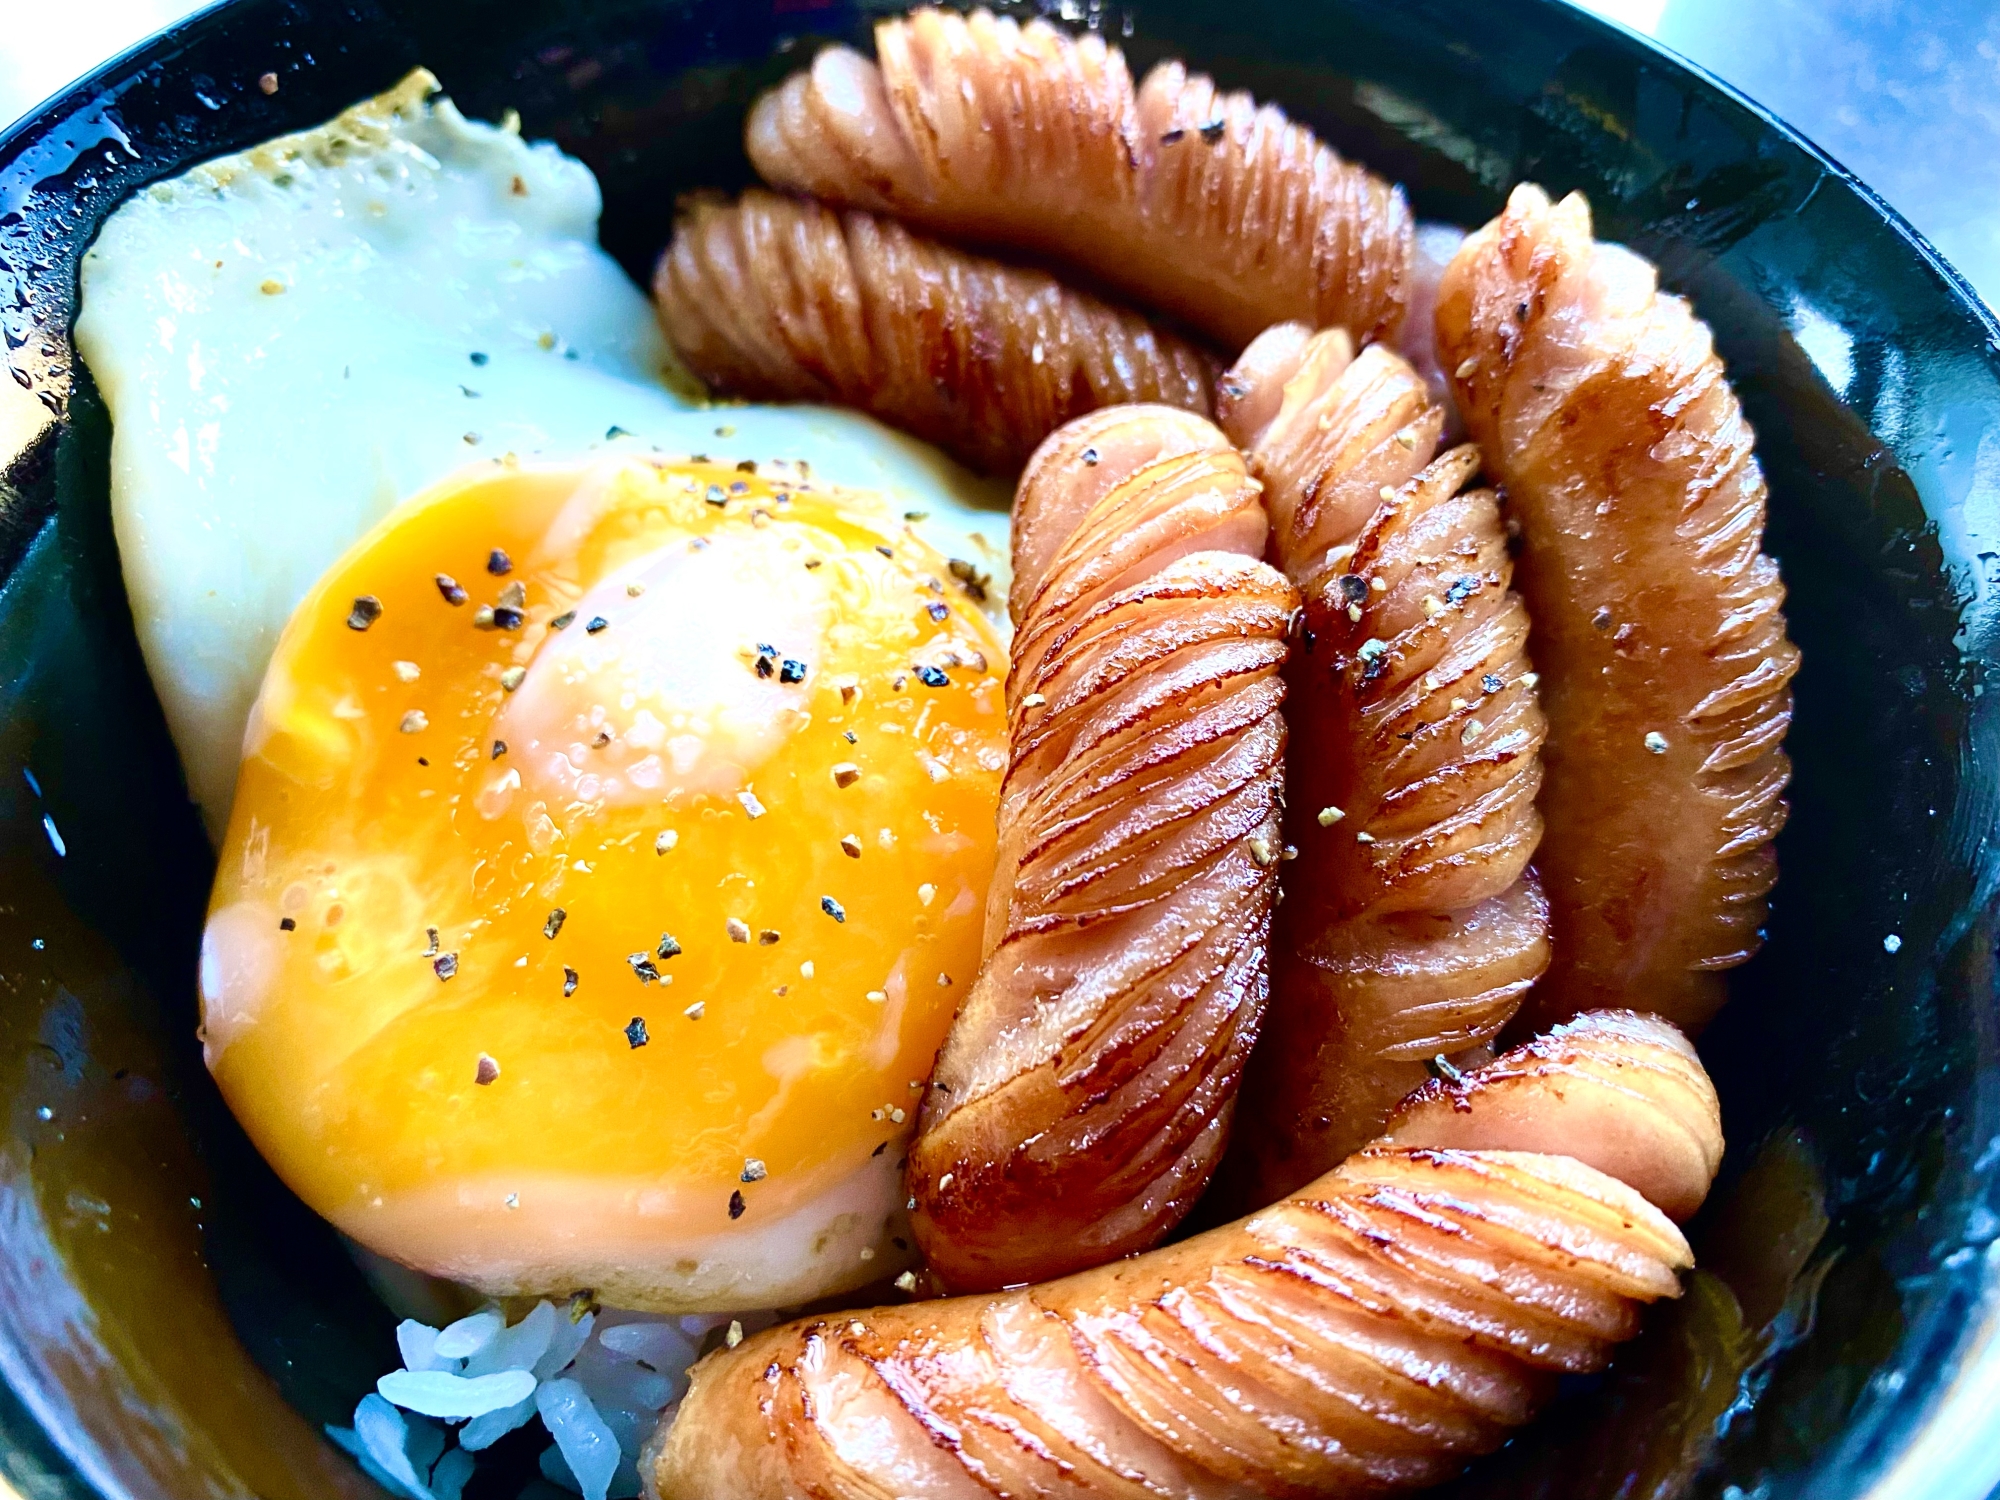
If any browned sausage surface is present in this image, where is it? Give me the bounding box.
[1383,1008,1724,1222]
[907,408,1295,1291]
[746,7,1412,351]
[1435,185,1798,1032]
[1217,326,1548,1203]
[654,190,1217,474]
[649,1013,1720,1500]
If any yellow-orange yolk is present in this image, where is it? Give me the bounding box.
[200,457,1006,1310]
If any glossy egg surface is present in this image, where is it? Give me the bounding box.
[201,456,1006,1310]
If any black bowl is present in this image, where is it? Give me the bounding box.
[3,2,1999,1497]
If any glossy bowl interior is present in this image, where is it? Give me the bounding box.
[2,2,2000,1497]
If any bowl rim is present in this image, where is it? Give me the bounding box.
[2,3,2000,1500]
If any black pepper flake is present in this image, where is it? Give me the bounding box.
[843,730,857,744]
[1482,673,1505,694]
[279,916,296,931]
[487,549,513,576]
[469,351,489,366]
[424,927,440,957]
[417,757,430,767]
[728,1190,747,1220]
[821,895,847,923]
[1445,575,1481,605]
[915,665,950,688]
[1336,574,1368,607]
[656,933,682,960]
[436,574,468,606]
[492,740,507,759]
[705,484,728,506]
[625,1016,650,1048]
[627,953,661,983]
[947,558,989,602]
[1160,127,1186,144]
[434,952,459,981]
[1591,605,1612,630]
[926,601,949,623]
[736,459,757,473]
[779,659,807,684]
[875,545,895,560]
[563,965,579,996]
[347,595,383,631]
[1198,118,1226,143]
[754,655,774,679]
[1080,446,1100,466]
[549,611,576,631]
[1425,1053,1465,1084]
[544,908,567,940]
[492,606,525,631]
[585,616,609,634]
[872,1140,887,1157]
[605,425,631,440]
[1218,376,1247,399]
[729,480,749,494]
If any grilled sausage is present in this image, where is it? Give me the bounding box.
[648,1012,1721,1500]
[1435,184,1798,1032]
[1217,325,1548,1202]
[907,407,1295,1291]
[655,190,1217,474]
[1382,1008,1723,1222]
[746,7,1411,351]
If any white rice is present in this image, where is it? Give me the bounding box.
[326,1299,771,1500]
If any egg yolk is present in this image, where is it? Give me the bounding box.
[201,457,1006,1311]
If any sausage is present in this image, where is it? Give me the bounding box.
[907,407,1296,1291]
[745,7,1411,351]
[1434,185,1798,1032]
[647,1013,1720,1500]
[654,190,1218,474]
[1382,1009,1723,1222]
[1216,325,1548,1202]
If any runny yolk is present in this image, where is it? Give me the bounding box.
[200,456,1007,1311]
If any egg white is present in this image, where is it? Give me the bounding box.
[74,68,1011,840]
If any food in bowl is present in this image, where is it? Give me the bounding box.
[1218,324,1550,1204]
[64,6,1802,1498]
[201,454,1008,1311]
[907,406,1294,1291]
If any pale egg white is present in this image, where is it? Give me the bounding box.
[75,68,1010,839]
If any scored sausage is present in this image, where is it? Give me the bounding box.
[1436,185,1798,1032]
[647,1011,1722,1500]
[746,7,1412,351]
[907,407,1296,1291]
[654,190,1217,474]
[1217,325,1549,1203]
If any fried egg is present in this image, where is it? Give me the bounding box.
[73,69,1011,840]
[201,455,1006,1310]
